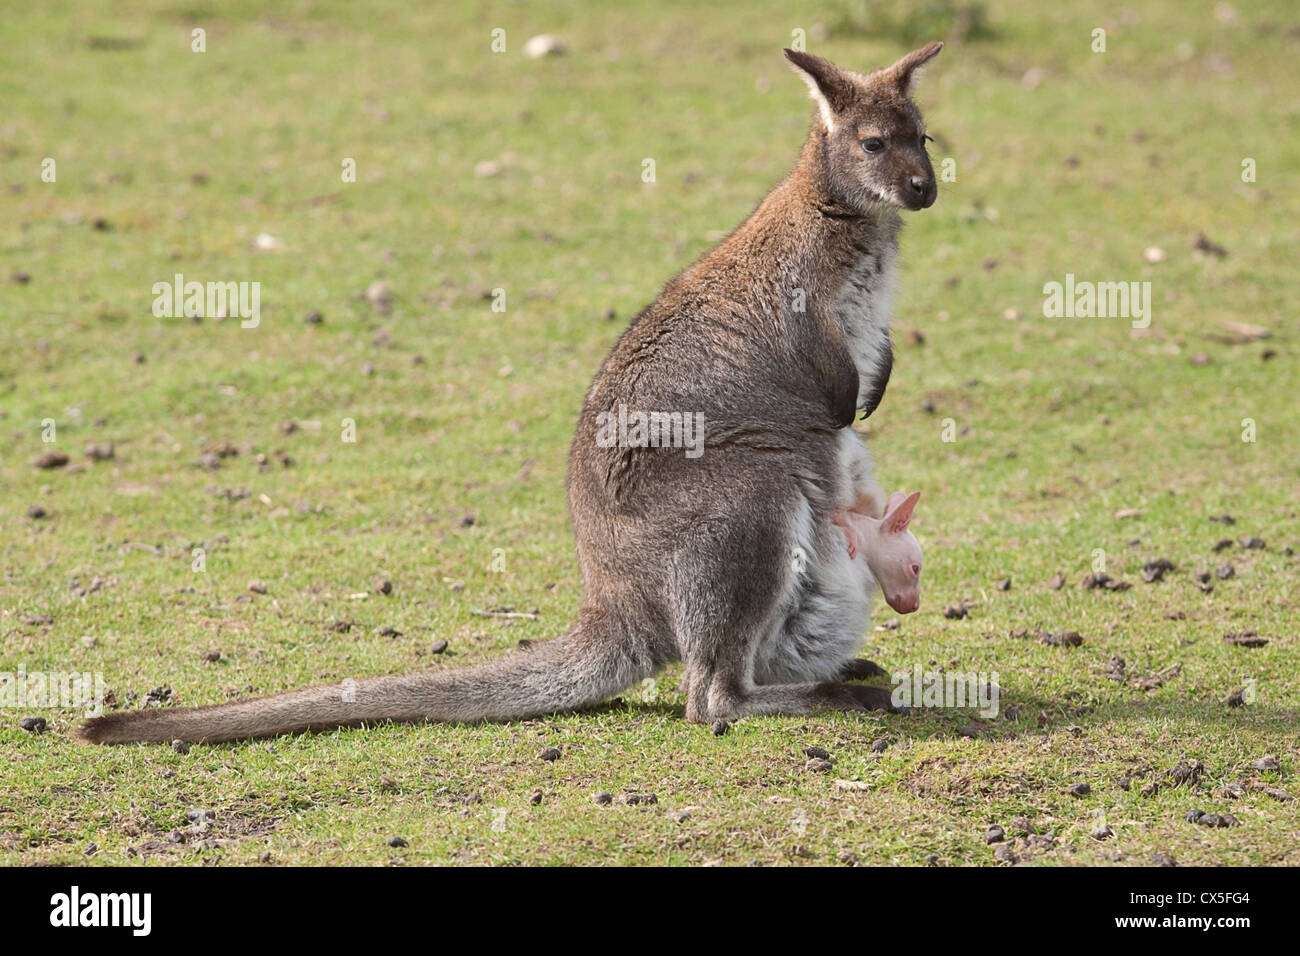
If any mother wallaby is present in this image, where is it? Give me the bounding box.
[80,43,943,744]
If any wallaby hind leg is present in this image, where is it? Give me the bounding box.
[669,486,898,724]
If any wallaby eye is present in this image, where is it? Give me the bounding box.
[861,137,885,154]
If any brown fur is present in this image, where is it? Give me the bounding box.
[78,44,943,745]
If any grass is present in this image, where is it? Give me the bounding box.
[1,0,1297,866]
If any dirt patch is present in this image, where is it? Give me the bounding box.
[126,803,284,859]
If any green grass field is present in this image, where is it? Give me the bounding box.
[1,0,1297,866]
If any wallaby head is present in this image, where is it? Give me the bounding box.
[865,491,923,614]
[784,43,942,212]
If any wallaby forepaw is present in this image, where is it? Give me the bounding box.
[835,521,857,559]
[839,657,887,681]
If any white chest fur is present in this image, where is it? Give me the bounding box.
[833,244,897,410]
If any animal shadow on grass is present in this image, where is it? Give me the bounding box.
[588,668,1295,745]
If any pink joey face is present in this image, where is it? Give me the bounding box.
[871,491,923,614]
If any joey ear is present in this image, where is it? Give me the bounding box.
[882,41,943,96]
[885,491,921,534]
[783,49,856,131]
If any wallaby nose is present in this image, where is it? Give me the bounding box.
[908,175,937,209]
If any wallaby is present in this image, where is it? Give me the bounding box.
[833,490,923,615]
[78,43,944,744]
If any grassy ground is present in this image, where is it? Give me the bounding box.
[1,0,1297,866]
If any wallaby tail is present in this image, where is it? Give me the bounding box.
[76,617,650,745]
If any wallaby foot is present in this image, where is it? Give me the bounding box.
[837,682,896,712]
[838,657,887,681]
[737,681,895,717]
[687,677,897,723]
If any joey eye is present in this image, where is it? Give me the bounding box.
[861,137,885,154]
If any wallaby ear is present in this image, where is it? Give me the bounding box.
[885,491,921,534]
[882,41,943,96]
[783,48,856,131]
